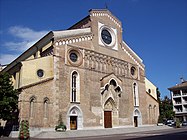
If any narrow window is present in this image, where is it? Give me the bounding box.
[70,71,80,103]
[149,104,152,123]
[44,98,49,118]
[133,83,139,106]
[72,72,77,102]
[30,97,36,118]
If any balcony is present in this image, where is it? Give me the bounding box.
[175,110,183,113]
[182,92,187,96]
[173,94,181,98]
[182,101,187,105]
[174,102,182,105]
[181,109,187,113]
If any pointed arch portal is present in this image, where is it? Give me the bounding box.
[133,108,142,127]
[104,98,115,128]
[67,105,83,130]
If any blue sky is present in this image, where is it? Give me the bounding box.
[0,0,186,98]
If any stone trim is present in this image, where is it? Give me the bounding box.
[90,10,121,28]
[55,35,93,46]
[19,77,53,90]
[146,91,159,103]
[122,41,144,70]
[84,50,129,77]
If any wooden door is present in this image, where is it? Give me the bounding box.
[134,116,138,127]
[104,111,112,128]
[70,116,77,130]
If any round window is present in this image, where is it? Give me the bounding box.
[37,69,44,77]
[70,52,78,62]
[67,49,83,66]
[101,29,112,45]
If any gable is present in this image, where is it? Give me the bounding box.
[100,73,122,88]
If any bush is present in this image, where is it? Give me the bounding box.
[19,120,30,140]
[55,122,67,132]
[55,114,66,132]
[175,118,181,128]
[158,115,163,123]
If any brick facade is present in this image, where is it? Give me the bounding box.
[2,9,159,130]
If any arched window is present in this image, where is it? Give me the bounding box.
[133,83,139,106]
[29,96,36,118]
[148,104,152,123]
[153,105,156,119]
[44,98,49,118]
[71,71,80,102]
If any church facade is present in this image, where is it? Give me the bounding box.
[2,9,159,130]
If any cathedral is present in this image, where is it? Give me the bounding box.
[2,9,159,130]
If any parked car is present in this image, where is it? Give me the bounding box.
[182,121,187,126]
[166,120,175,126]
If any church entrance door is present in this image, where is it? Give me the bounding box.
[104,111,112,128]
[70,116,77,130]
[134,116,138,127]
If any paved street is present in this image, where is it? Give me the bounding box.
[67,128,187,140]
[1,126,187,140]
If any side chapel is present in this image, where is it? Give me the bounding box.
[2,9,159,130]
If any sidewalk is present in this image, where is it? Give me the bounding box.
[34,125,172,139]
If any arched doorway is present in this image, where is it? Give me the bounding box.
[67,105,83,130]
[104,98,115,128]
[133,109,142,127]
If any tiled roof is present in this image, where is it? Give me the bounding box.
[168,81,187,90]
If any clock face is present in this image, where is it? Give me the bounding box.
[101,29,112,45]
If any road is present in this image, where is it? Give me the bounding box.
[71,128,187,140]
[1,127,187,140]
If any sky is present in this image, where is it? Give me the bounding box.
[0,0,187,98]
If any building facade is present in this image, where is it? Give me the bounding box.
[168,78,187,121]
[1,9,159,130]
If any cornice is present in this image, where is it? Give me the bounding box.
[90,9,121,28]
[122,41,144,70]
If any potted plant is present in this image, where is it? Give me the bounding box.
[19,120,30,140]
[55,114,67,132]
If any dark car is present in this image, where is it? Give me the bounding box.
[182,121,187,126]
[166,120,175,126]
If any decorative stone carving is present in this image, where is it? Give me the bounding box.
[83,50,130,77]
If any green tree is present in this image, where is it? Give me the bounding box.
[0,72,19,121]
[161,96,175,120]
[157,88,174,123]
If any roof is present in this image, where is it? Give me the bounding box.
[168,81,187,90]
[53,28,91,39]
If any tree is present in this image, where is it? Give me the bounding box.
[161,96,175,120]
[0,72,19,121]
[157,88,174,123]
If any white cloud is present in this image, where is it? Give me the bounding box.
[4,26,49,52]
[1,26,49,65]
[0,54,19,65]
[8,26,48,41]
[4,40,37,52]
